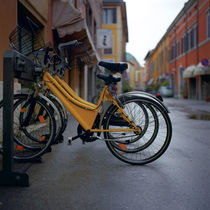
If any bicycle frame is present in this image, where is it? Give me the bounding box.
[43,71,140,134]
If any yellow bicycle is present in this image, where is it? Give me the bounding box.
[41,42,172,165]
[7,23,172,164]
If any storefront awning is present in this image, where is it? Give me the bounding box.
[52,0,100,63]
[194,63,210,76]
[183,65,196,78]
[52,0,85,37]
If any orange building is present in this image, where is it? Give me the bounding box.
[168,0,210,99]
[0,0,102,101]
[145,0,210,101]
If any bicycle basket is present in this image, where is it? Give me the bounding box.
[9,25,45,55]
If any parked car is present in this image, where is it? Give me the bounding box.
[158,86,173,97]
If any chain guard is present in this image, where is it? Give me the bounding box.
[77,124,95,142]
[77,114,101,142]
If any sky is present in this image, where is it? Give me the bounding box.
[124,0,188,66]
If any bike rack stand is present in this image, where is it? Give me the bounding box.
[0,50,35,187]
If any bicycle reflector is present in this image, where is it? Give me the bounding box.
[38,116,45,123]
[39,135,46,141]
[16,145,24,151]
[20,107,28,112]
[119,144,127,150]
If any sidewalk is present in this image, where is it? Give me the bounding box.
[163,97,210,113]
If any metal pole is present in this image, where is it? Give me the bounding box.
[2,50,14,172]
[0,50,29,187]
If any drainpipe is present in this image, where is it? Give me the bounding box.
[196,0,201,100]
[174,24,178,97]
[47,0,53,46]
[84,65,88,101]
[184,3,189,99]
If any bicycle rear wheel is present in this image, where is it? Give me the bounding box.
[103,97,172,165]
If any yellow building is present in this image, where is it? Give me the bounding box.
[99,0,128,93]
[126,52,145,91]
[145,33,170,88]
[101,0,128,63]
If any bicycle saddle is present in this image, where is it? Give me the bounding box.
[98,61,128,74]
[97,73,121,85]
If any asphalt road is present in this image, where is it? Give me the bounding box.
[0,98,210,210]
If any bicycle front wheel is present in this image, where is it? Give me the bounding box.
[13,95,56,160]
[103,97,172,165]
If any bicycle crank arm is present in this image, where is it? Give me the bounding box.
[67,134,83,145]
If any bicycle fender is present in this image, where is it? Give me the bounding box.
[118,91,170,113]
[49,93,68,121]
[38,93,63,128]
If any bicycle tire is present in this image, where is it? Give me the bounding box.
[39,93,63,143]
[103,96,172,165]
[10,93,63,144]
[49,94,68,136]
[0,94,56,160]
[106,102,160,153]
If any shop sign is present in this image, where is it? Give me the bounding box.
[97,29,113,49]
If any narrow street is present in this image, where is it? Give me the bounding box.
[0,98,210,210]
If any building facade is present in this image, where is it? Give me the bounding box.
[101,0,128,63]
[145,0,210,100]
[0,0,103,102]
[52,0,103,101]
[125,52,145,91]
[0,0,49,100]
[99,0,128,93]
[168,0,210,100]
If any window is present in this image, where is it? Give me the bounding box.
[171,39,179,59]
[190,28,194,48]
[17,2,44,55]
[194,25,198,45]
[104,48,113,54]
[185,33,189,52]
[169,49,171,61]
[176,40,179,57]
[181,36,184,54]
[181,33,189,53]
[135,71,139,82]
[207,11,210,39]
[173,44,175,59]
[103,8,117,24]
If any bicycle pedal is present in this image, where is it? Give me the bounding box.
[67,137,72,145]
